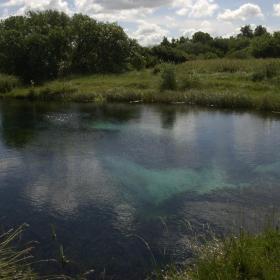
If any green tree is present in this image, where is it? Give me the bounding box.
[239,25,254,38]
[192,32,213,44]
[254,25,268,37]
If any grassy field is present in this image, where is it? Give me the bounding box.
[158,228,280,280]
[1,58,280,111]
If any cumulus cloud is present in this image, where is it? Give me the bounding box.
[274,3,280,16]
[0,0,71,14]
[175,0,218,18]
[218,3,263,21]
[131,21,169,46]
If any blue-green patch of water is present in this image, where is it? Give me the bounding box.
[104,157,235,205]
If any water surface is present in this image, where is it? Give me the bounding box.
[0,101,280,278]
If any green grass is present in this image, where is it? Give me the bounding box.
[159,229,280,280]
[2,58,280,111]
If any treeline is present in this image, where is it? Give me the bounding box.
[152,25,280,63]
[0,10,146,83]
[1,10,280,84]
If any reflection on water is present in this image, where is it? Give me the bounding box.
[0,101,280,279]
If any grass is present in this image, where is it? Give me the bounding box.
[0,224,38,279]
[0,74,21,94]
[159,228,280,280]
[0,224,90,279]
[1,58,280,111]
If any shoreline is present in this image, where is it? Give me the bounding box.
[1,59,280,112]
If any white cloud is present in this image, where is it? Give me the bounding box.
[218,3,263,22]
[131,21,169,46]
[0,0,71,14]
[274,3,280,16]
[175,0,218,18]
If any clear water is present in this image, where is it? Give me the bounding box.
[0,101,280,279]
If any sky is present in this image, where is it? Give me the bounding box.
[0,0,280,45]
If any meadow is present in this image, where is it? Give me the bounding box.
[1,58,280,112]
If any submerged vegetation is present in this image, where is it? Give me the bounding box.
[159,228,280,280]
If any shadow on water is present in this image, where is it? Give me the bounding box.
[0,101,280,279]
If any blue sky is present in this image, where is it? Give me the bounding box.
[0,0,280,45]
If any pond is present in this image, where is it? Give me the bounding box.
[0,101,280,279]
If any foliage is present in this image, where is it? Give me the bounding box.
[1,11,280,85]
[152,25,280,64]
[251,61,280,81]
[3,58,280,112]
[0,10,145,83]
[160,66,177,91]
[160,229,280,280]
[0,74,20,93]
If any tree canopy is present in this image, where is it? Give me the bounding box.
[0,10,145,83]
[0,13,279,84]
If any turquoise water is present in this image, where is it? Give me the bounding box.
[0,101,280,279]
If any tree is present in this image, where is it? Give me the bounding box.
[239,25,254,38]
[254,25,268,37]
[192,32,213,44]
[251,34,275,58]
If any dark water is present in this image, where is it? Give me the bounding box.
[0,101,280,279]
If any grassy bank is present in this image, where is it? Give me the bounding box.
[1,59,280,111]
[2,225,280,279]
[159,228,280,280]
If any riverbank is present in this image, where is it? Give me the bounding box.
[1,59,280,112]
[4,225,280,280]
[159,228,280,280]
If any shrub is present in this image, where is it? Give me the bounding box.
[203,52,219,60]
[160,66,177,91]
[153,65,161,75]
[0,74,21,93]
[227,48,251,59]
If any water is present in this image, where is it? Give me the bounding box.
[0,101,280,278]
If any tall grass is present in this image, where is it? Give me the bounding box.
[0,74,21,94]
[160,66,177,91]
[0,224,37,279]
[160,228,280,280]
[3,58,280,112]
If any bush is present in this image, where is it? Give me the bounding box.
[0,74,20,93]
[203,52,219,60]
[160,66,177,91]
[227,48,251,59]
[153,65,161,75]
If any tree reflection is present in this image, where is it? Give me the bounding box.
[0,102,41,148]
